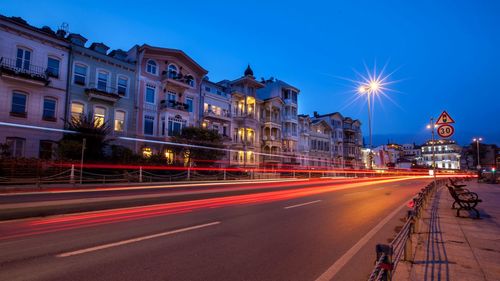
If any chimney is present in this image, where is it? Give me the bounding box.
[89,42,110,55]
[313,111,319,118]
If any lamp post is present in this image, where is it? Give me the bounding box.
[472,137,482,170]
[358,81,380,169]
[426,119,436,185]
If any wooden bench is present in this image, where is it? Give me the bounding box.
[446,184,482,218]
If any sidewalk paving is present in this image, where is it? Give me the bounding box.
[397,181,500,281]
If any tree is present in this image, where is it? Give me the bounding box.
[171,127,226,166]
[58,112,113,161]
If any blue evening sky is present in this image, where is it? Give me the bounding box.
[2,0,499,145]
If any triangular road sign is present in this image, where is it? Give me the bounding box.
[435,110,455,125]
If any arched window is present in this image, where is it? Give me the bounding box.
[146,60,157,75]
[168,64,178,79]
[185,74,195,87]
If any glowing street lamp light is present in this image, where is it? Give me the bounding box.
[358,80,381,169]
[472,137,483,170]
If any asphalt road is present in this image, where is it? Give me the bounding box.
[0,177,431,281]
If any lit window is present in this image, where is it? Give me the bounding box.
[42,98,57,121]
[47,57,60,78]
[6,137,25,158]
[183,150,190,166]
[11,92,27,117]
[16,48,31,70]
[71,102,84,121]
[146,85,155,103]
[94,107,106,127]
[114,110,125,132]
[142,147,152,158]
[165,149,174,164]
[74,64,87,85]
[97,71,109,91]
[117,76,128,96]
[146,60,157,75]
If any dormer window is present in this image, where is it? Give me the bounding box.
[168,64,178,79]
[146,60,157,75]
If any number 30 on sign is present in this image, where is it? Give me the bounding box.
[437,124,454,138]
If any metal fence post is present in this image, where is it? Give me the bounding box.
[376,244,393,281]
[70,164,75,184]
[187,167,191,181]
[223,169,227,181]
[139,166,143,183]
[405,211,414,261]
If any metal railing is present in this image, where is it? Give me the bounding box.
[367,178,450,281]
[0,57,49,82]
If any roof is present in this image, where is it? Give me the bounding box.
[138,44,208,75]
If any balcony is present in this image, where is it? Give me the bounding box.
[161,71,195,89]
[263,155,281,163]
[0,57,50,85]
[160,100,189,112]
[204,109,231,120]
[85,83,122,104]
[283,115,298,122]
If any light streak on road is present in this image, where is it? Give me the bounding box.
[0,176,431,241]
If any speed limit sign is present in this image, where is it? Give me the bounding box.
[437,124,454,138]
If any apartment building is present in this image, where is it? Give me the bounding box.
[0,15,70,158]
[421,139,461,169]
[66,34,136,150]
[126,44,207,157]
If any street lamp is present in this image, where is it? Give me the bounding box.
[426,120,437,185]
[472,137,482,170]
[358,80,381,169]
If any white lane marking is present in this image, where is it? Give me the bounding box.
[56,221,221,258]
[314,201,408,281]
[284,200,322,209]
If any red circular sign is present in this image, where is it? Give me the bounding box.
[437,124,454,138]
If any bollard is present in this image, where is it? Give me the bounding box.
[376,244,393,281]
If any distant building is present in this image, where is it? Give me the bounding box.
[421,139,461,169]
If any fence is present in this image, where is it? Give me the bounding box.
[367,177,458,281]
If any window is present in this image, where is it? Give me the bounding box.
[161,117,166,136]
[6,137,25,158]
[168,116,185,136]
[117,76,128,96]
[145,85,155,103]
[11,92,27,117]
[144,115,154,135]
[97,70,109,91]
[71,102,84,121]
[168,64,178,78]
[114,110,125,132]
[146,60,157,75]
[186,98,193,113]
[39,140,55,159]
[74,64,87,85]
[205,86,211,92]
[47,57,60,78]
[94,107,106,127]
[42,98,57,121]
[16,48,31,70]
[165,149,174,164]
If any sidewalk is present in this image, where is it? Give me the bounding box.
[397,182,500,281]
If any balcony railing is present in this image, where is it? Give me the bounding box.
[204,110,231,118]
[161,71,195,88]
[84,83,121,103]
[160,100,189,111]
[0,57,49,85]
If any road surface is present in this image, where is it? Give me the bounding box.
[0,177,431,281]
